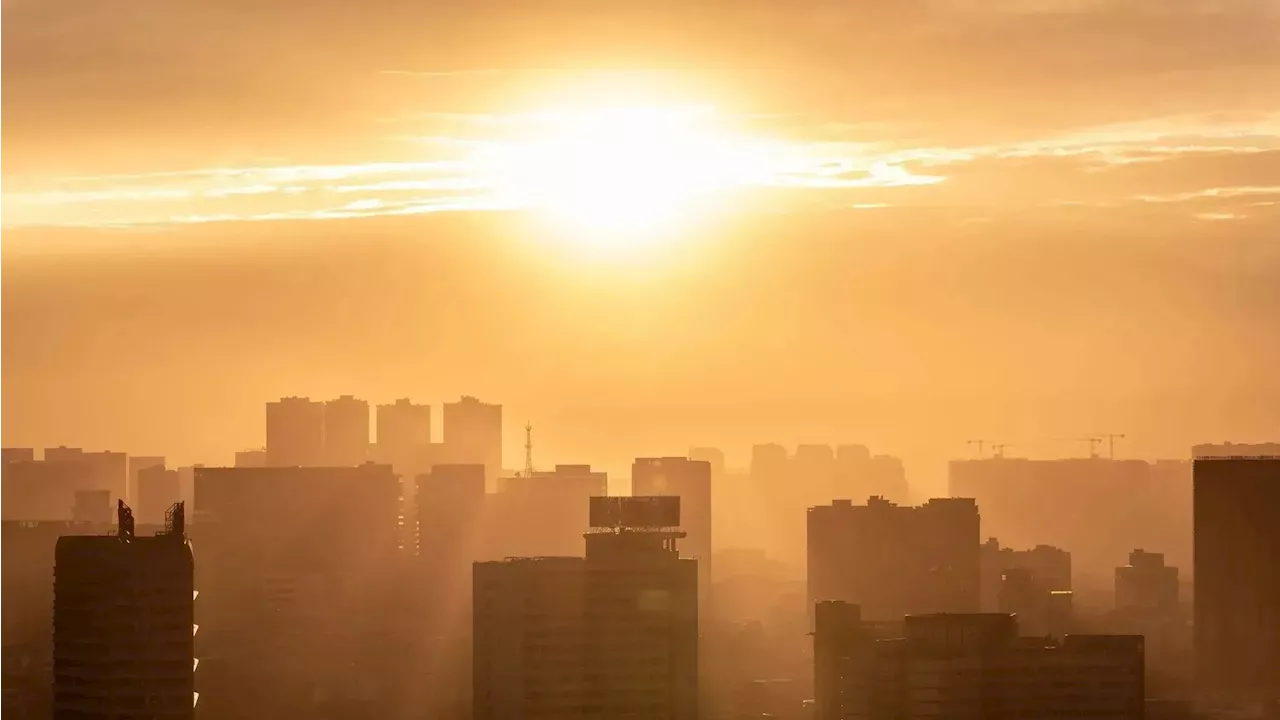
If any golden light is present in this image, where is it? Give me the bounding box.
[476,105,758,250]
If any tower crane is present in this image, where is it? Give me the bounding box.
[991,443,1013,459]
[966,439,989,458]
[1078,437,1102,459]
[1097,433,1126,460]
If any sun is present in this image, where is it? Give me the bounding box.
[477,105,752,250]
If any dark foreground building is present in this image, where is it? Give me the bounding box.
[813,603,1144,720]
[1194,455,1280,706]
[53,502,195,720]
[473,495,698,720]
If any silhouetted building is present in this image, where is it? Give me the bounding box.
[980,538,1072,612]
[808,497,980,624]
[72,489,112,524]
[1193,456,1280,705]
[194,464,402,720]
[233,449,267,468]
[54,502,194,720]
[378,398,432,459]
[324,395,370,466]
[632,457,712,606]
[265,397,325,467]
[473,496,698,720]
[950,457,1191,584]
[128,455,165,505]
[138,464,181,526]
[689,447,726,480]
[1116,549,1178,613]
[493,464,608,558]
[2,447,35,464]
[813,603,1144,720]
[443,396,502,486]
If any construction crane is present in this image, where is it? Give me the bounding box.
[523,422,535,477]
[991,443,1013,459]
[1096,433,1126,460]
[966,439,989,458]
[1078,437,1103,459]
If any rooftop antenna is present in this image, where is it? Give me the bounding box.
[117,500,135,540]
[523,422,535,478]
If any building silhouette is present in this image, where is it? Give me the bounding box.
[194,464,402,720]
[265,397,325,467]
[473,496,698,720]
[233,449,267,468]
[443,396,502,486]
[632,457,712,606]
[492,464,608,558]
[137,464,181,526]
[127,455,165,505]
[1193,455,1280,705]
[324,395,370,466]
[2,447,35,464]
[377,398,432,461]
[808,497,980,624]
[813,603,1144,720]
[980,538,1072,613]
[53,501,194,720]
[72,489,112,524]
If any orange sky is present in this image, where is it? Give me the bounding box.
[3,0,1279,492]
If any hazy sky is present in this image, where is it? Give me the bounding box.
[3,0,1279,489]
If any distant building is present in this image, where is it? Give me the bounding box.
[377,399,432,458]
[265,397,325,467]
[128,455,165,504]
[632,457,713,606]
[72,489,112,524]
[473,495,698,720]
[808,497,980,624]
[2,447,35,464]
[1194,456,1280,704]
[492,464,608,558]
[950,457,1191,578]
[688,447,726,480]
[53,502,194,720]
[4,449,127,521]
[324,395,370,466]
[813,603,1144,720]
[233,449,267,468]
[1116,549,1178,613]
[443,396,502,486]
[980,538,1072,612]
[194,464,402,720]
[138,464,182,526]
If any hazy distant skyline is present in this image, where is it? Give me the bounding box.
[3,0,1278,492]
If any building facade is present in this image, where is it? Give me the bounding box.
[265,397,325,467]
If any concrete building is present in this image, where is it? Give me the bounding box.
[194,464,402,720]
[950,456,1191,580]
[492,464,608,558]
[128,455,165,505]
[377,398,432,460]
[473,495,698,720]
[1193,455,1280,705]
[324,395,370,466]
[632,457,712,605]
[72,489,113,524]
[443,396,502,486]
[1116,549,1178,613]
[266,397,325,467]
[233,449,267,468]
[2,447,35,464]
[53,502,194,720]
[138,464,182,526]
[980,538,1072,612]
[813,603,1144,720]
[808,497,980,624]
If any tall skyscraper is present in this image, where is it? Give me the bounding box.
[53,501,195,720]
[808,496,981,624]
[443,396,502,485]
[1193,455,1280,704]
[265,397,325,467]
[377,398,432,458]
[632,457,712,605]
[473,496,698,720]
[323,395,370,466]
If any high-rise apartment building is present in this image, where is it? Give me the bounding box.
[324,395,370,466]
[128,455,165,505]
[688,447,726,480]
[443,396,502,485]
[265,397,325,467]
[1193,455,1280,705]
[492,464,608,558]
[473,496,698,720]
[194,464,402,720]
[813,603,1144,720]
[808,497,980,624]
[138,464,182,526]
[1115,549,1178,613]
[378,399,432,459]
[233,449,267,468]
[980,538,1072,612]
[53,502,195,720]
[632,457,712,605]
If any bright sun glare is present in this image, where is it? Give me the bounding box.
[479,105,756,248]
